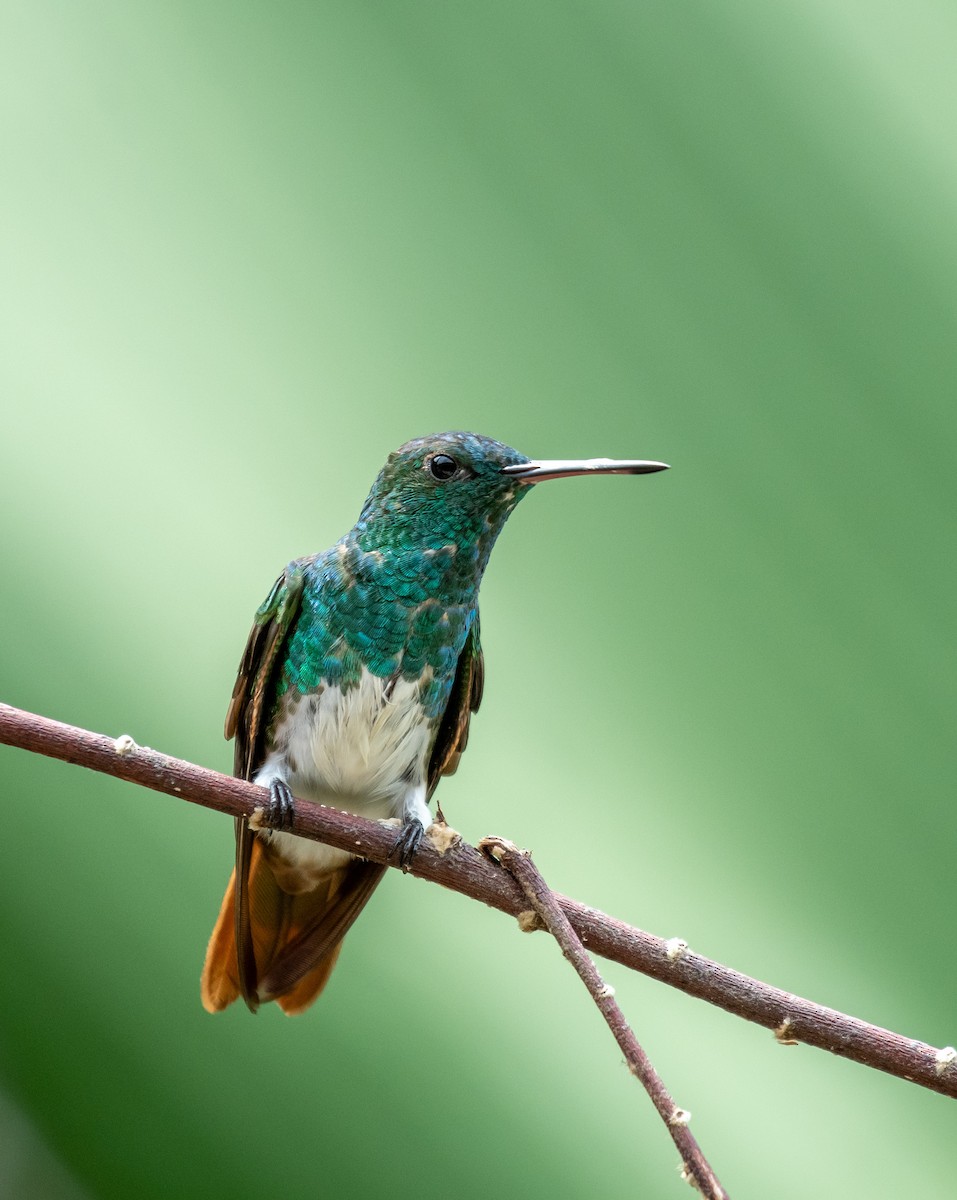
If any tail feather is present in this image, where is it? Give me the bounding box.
[201,839,386,1015]
[274,943,344,1015]
[201,867,242,1013]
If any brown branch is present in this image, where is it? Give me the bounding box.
[480,836,728,1200]
[1,700,955,1102]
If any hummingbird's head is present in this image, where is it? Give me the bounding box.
[352,431,668,572]
[353,432,532,566]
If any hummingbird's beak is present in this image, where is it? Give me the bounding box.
[501,457,670,483]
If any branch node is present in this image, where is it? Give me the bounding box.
[935,1046,957,1076]
[669,1107,692,1127]
[774,1018,799,1046]
[665,937,689,963]
[477,834,526,864]
[248,805,266,831]
[597,982,616,999]
[680,1163,724,1197]
[113,734,138,757]
[517,909,546,933]
[426,822,461,855]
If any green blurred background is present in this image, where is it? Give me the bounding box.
[2,1,955,1196]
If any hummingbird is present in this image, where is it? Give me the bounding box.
[201,432,668,1015]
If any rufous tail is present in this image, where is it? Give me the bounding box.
[200,840,384,1016]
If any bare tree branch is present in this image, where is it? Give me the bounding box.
[1,701,954,1102]
[481,835,728,1199]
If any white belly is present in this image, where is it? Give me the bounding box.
[254,668,434,879]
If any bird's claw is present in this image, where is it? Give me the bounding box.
[390,818,425,872]
[267,779,296,831]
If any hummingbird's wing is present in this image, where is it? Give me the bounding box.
[220,563,308,1010]
[426,618,484,796]
[225,563,306,779]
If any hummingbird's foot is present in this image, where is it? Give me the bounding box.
[389,818,425,872]
[266,779,296,831]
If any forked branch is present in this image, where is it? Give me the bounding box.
[481,835,728,1198]
[1,701,954,1105]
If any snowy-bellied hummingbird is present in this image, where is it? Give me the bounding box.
[201,432,668,1015]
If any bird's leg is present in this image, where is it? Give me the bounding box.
[390,782,430,871]
[390,820,425,870]
[266,778,296,831]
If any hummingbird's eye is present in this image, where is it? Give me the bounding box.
[428,454,459,481]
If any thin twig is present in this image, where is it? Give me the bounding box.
[480,835,727,1199]
[1,701,955,1101]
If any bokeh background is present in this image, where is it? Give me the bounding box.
[2,2,955,1197]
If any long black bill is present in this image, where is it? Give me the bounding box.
[501,456,669,483]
